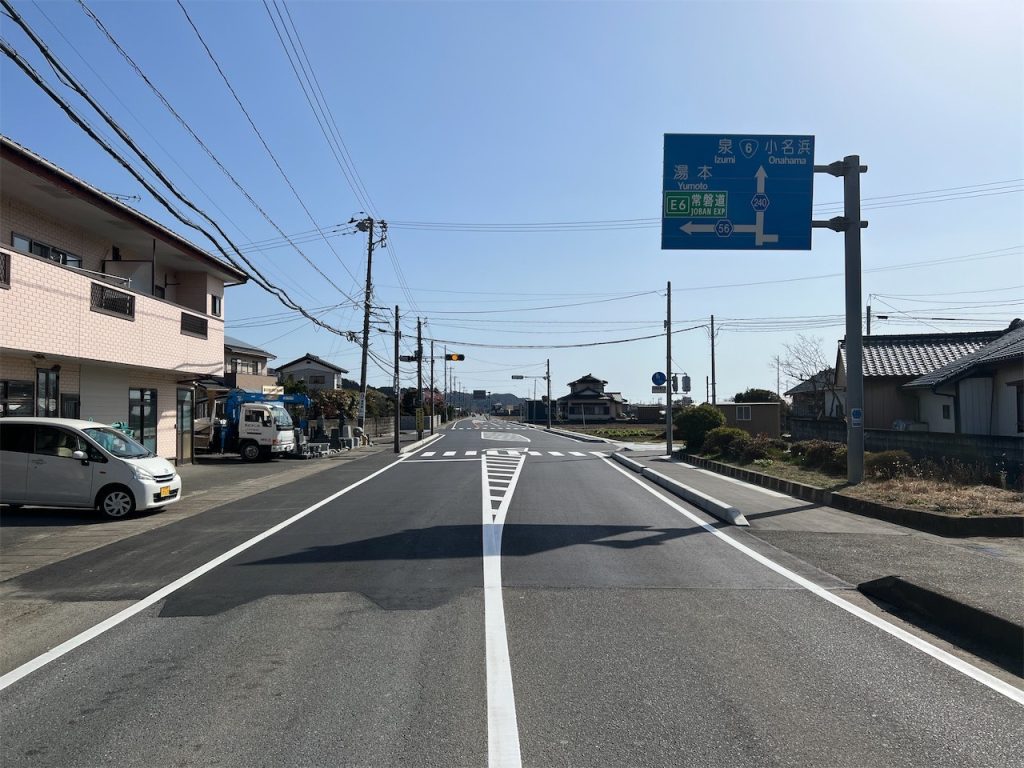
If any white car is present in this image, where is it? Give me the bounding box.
[0,417,182,519]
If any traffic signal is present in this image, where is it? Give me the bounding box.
[672,375,678,393]
[445,353,465,361]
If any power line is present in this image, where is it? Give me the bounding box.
[175,0,364,293]
[0,12,357,342]
[75,0,361,308]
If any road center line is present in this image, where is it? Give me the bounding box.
[0,452,412,693]
[481,452,526,768]
[600,457,1024,706]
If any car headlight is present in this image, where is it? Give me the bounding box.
[131,466,155,482]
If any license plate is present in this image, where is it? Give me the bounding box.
[160,486,171,498]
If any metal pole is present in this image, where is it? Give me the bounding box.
[546,358,552,429]
[710,313,716,405]
[393,305,400,454]
[430,339,435,436]
[866,304,871,336]
[844,155,865,484]
[666,281,673,455]
[416,317,423,440]
[443,345,447,421]
[357,219,374,430]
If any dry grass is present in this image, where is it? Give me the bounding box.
[703,455,1023,517]
[840,477,1024,517]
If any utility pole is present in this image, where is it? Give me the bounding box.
[710,314,717,405]
[430,339,435,436]
[355,216,386,431]
[666,281,673,456]
[443,344,448,420]
[416,317,423,440]
[393,305,400,453]
[546,358,552,429]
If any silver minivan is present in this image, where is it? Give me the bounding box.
[0,418,183,519]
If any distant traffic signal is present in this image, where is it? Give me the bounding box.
[445,353,465,361]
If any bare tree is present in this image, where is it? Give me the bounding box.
[781,334,838,419]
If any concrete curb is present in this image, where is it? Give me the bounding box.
[682,454,1023,538]
[858,576,1024,676]
[399,432,444,454]
[611,452,748,526]
[544,427,611,444]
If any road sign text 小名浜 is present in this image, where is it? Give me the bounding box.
[662,134,814,251]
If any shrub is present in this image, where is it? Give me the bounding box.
[864,450,913,480]
[800,440,845,469]
[823,444,848,475]
[675,404,726,453]
[738,435,774,463]
[702,426,748,455]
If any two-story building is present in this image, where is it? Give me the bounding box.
[275,353,348,392]
[0,136,247,463]
[556,373,627,422]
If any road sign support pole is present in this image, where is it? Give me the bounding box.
[813,157,868,484]
[666,281,673,456]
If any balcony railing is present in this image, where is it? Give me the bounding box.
[90,282,135,319]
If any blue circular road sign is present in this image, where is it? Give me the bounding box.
[652,371,667,386]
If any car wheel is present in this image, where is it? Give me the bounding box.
[97,486,136,519]
[240,442,261,462]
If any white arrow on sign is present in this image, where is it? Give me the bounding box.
[679,165,779,245]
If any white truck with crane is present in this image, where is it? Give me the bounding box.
[194,390,311,461]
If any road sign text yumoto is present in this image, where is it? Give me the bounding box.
[662,134,814,251]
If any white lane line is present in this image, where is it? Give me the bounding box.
[481,452,526,767]
[527,451,541,456]
[404,458,478,464]
[548,451,563,456]
[589,452,608,457]
[466,450,478,456]
[569,452,586,457]
[422,452,436,457]
[600,457,1024,707]
[443,451,457,457]
[0,452,412,693]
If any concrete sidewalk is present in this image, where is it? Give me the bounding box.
[616,450,1024,677]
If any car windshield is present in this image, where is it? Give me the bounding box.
[83,427,152,458]
[270,405,293,430]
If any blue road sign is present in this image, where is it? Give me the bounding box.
[662,134,815,250]
[652,371,667,386]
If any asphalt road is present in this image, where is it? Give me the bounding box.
[1,418,1021,767]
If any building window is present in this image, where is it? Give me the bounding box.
[231,358,259,375]
[211,295,222,317]
[12,232,83,269]
[128,388,158,453]
[180,312,208,338]
[0,380,34,417]
[0,250,9,288]
[942,404,951,420]
[736,405,752,421]
[1016,384,1023,434]
[60,393,81,419]
[36,368,59,417]
[309,375,326,386]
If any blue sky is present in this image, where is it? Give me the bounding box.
[3,0,1021,405]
